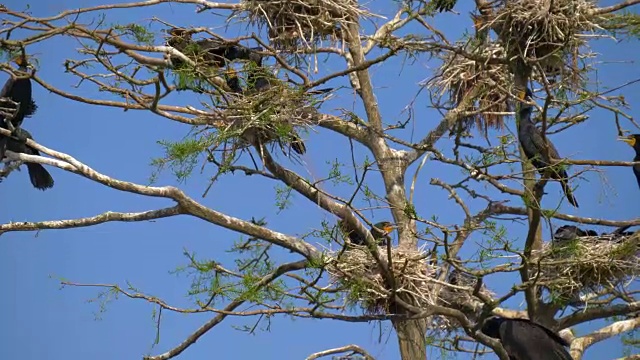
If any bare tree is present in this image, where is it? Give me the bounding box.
[1,0,640,359]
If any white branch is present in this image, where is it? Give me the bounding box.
[306,344,376,360]
[571,317,640,360]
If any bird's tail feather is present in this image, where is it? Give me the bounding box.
[291,138,306,155]
[560,179,579,208]
[26,163,54,190]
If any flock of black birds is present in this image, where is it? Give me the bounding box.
[1,24,639,360]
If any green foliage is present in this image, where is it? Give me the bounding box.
[274,184,293,211]
[600,12,640,40]
[150,136,212,183]
[113,23,155,45]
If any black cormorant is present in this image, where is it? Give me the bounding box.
[553,225,597,243]
[517,88,579,207]
[480,316,573,360]
[433,0,457,12]
[617,134,640,191]
[3,127,53,190]
[166,28,263,69]
[0,54,37,161]
[340,220,396,246]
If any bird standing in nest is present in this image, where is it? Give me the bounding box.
[517,88,579,208]
[340,220,396,247]
[617,134,640,191]
[166,28,263,70]
[480,316,573,360]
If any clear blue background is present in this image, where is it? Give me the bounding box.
[0,0,638,359]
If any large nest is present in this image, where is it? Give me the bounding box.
[536,232,640,301]
[236,0,376,50]
[328,245,438,315]
[428,42,512,132]
[491,0,600,84]
[201,68,333,159]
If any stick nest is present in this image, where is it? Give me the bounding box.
[236,0,374,50]
[428,0,601,132]
[537,233,640,299]
[200,71,331,157]
[495,0,597,54]
[428,43,512,131]
[328,246,438,315]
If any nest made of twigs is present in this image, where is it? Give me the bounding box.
[428,42,512,132]
[492,0,599,84]
[235,0,375,50]
[201,70,332,157]
[328,245,437,315]
[537,233,640,299]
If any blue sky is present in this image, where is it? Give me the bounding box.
[0,0,639,359]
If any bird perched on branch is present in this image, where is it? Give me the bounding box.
[3,127,54,190]
[0,54,38,161]
[517,88,579,208]
[617,134,640,191]
[166,28,264,70]
[480,316,573,360]
[340,220,396,247]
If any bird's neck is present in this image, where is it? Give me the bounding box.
[518,107,533,123]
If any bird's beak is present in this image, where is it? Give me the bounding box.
[517,89,527,100]
[617,136,636,147]
[384,225,398,234]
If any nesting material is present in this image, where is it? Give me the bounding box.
[537,232,640,298]
[428,0,601,132]
[328,246,437,315]
[236,0,376,49]
[492,0,599,83]
[428,43,512,131]
[200,69,332,158]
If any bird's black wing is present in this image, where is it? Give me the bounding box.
[0,76,14,98]
[433,0,456,12]
[500,320,572,360]
[633,159,640,190]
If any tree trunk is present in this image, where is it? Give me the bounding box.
[392,317,428,360]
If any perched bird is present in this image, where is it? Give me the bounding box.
[433,0,457,12]
[480,316,573,360]
[339,220,396,246]
[517,88,579,208]
[166,28,263,70]
[617,134,640,190]
[553,225,597,243]
[608,225,635,238]
[599,225,638,245]
[0,54,37,160]
[3,127,54,190]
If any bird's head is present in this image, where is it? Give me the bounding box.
[517,87,533,102]
[480,316,504,339]
[11,54,32,70]
[373,221,397,236]
[168,28,189,37]
[617,134,640,151]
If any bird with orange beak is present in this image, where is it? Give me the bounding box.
[617,134,640,190]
